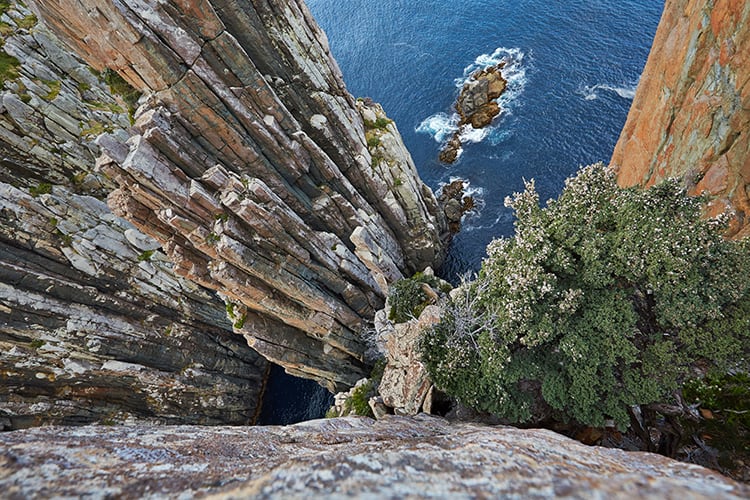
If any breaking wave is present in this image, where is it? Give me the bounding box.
[579,82,637,101]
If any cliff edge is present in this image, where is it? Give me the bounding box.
[24,0,447,391]
[1,415,747,498]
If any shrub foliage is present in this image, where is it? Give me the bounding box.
[420,164,750,429]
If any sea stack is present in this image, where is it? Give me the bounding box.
[440,63,507,163]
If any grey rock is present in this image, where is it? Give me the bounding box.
[28,0,448,390]
[0,416,746,499]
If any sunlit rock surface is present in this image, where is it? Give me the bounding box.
[0,415,747,498]
[612,0,750,237]
[28,0,447,390]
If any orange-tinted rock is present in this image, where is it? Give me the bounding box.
[612,0,750,237]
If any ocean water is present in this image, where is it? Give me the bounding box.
[308,0,664,277]
[259,0,664,423]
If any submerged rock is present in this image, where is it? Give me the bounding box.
[0,416,747,498]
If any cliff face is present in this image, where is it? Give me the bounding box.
[612,0,750,237]
[26,0,446,391]
[0,2,269,429]
[1,415,747,498]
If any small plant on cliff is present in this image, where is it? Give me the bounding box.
[137,250,155,262]
[388,272,445,324]
[101,68,141,122]
[364,117,392,130]
[29,182,52,197]
[420,164,750,430]
[366,134,381,149]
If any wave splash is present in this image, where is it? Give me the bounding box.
[416,47,528,150]
[580,83,637,101]
[438,177,486,220]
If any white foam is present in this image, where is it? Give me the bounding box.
[416,112,459,142]
[580,83,637,101]
[458,124,489,143]
[417,47,528,152]
[438,177,486,220]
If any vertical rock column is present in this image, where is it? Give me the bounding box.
[0,0,268,430]
[29,0,446,390]
[612,0,750,237]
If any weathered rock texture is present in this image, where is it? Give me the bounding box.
[0,1,267,429]
[0,415,747,498]
[376,304,441,416]
[28,0,446,391]
[612,0,750,237]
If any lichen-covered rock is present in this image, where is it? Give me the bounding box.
[0,1,267,429]
[0,415,747,498]
[28,0,447,391]
[611,0,750,237]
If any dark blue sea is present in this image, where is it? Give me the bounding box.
[259,0,664,424]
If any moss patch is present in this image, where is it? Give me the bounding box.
[101,68,141,122]
[15,13,37,30]
[41,79,61,101]
[0,50,21,84]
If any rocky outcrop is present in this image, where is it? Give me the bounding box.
[440,63,507,163]
[375,304,441,416]
[1,415,747,498]
[611,0,750,237]
[0,1,267,429]
[28,0,447,391]
[456,64,507,128]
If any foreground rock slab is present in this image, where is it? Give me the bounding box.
[0,416,747,499]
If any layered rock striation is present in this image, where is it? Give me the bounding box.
[0,2,267,429]
[612,0,750,237]
[27,0,447,390]
[1,415,747,498]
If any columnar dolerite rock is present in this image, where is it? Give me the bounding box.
[612,0,750,237]
[28,0,447,390]
[1,416,747,498]
[0,1,267,429]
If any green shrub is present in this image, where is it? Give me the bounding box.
[389,278,428,323]
[348,380,375,417]
[420,164,750,429]
[364,117,392,130]
[388,272,447,323]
